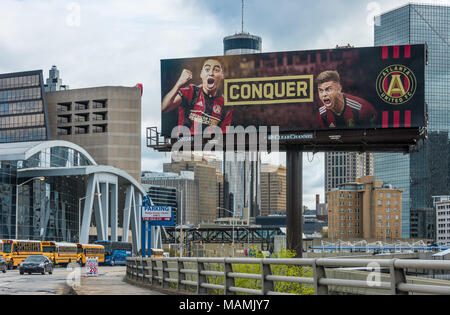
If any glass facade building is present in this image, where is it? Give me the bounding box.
[0,143,93,241]
[374,4,450,238]
[0,71,49,143]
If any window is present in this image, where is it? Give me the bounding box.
[75,126,89,134]
[74,101,89,110]
[92,124,107,133]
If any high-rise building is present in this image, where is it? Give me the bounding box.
[222,11,263,220]
[46,85,142,181]
[374,4,450,238]
[260,164,286,216]
[324,152,373,202]
[0,70,50,143]
[44,66,69,92]
[163,155,218,224]
[327,176,402,240]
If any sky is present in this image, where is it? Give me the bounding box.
[0,0,448,209]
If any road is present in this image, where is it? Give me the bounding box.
[0,265,73,295]
[0,265,165,295]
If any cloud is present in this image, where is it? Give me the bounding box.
[3,0,443,210]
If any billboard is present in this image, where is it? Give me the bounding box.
[160,45,426,151]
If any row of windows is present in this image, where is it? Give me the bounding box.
[0,101,43,116]
[0,87,42,103]
[339,208,360,213]
[377,215,400,220]
[0,75,40,90]
[0,127,46,143]
[0,114,45,129]
[57,112,107,124]
[83,247,104,255]
[377,199,399,206]
[338,215,360,220]
[57,124,107,135]
[377,222,400,227]
[13,241,41,252]
[340,222,360,227]
[21,146,93,169]
[57,100,107,112]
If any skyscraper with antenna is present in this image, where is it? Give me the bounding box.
[223,0,262,56]
[222,0,262,222]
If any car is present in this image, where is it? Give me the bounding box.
[0,257,6,273]
[19,255,53,275]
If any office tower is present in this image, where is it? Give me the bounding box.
[46,85,142,181]
[44,66,69,92]
[260,164,286,216]
[374,4,450,238]
[222,6,263,220]
[327,176,402,240]
[163,155,218,225]
[0,70,49,143]
[325,152,373,202]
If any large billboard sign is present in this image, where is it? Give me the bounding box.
[160,44,426,152]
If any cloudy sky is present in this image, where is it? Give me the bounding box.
[0,0,446,209]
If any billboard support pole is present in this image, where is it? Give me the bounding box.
[286,147,303,258]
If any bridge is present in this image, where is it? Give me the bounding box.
[126,255,450,295]
[162,226,285,250]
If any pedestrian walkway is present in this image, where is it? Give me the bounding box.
[71,266,165,295]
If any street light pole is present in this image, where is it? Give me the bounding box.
[16,177,44,240]
[217,206,235,257]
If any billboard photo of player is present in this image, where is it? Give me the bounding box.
[161,58,233,135]
[317,70,377,129]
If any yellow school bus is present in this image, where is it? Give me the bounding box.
[76,243,105,266]
[151,248,164,258]
[41,241,78,265]
[2,239,42,269]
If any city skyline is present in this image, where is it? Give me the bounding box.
[1,0,447,209]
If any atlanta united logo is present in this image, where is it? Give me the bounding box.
[213,104,222,115]
[376,64,417,105]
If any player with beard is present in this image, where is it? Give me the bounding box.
[162,58,233,134]
[317,70,377,129]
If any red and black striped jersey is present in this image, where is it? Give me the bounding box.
[318,94,377,129]
[177,84,233,134]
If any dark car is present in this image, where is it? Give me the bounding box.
[0,257,6,273]
[19,255,53,275]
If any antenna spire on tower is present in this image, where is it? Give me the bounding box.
[241,0,244,33]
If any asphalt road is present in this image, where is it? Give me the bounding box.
[0,265,72,295]
[0,265,165,295]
